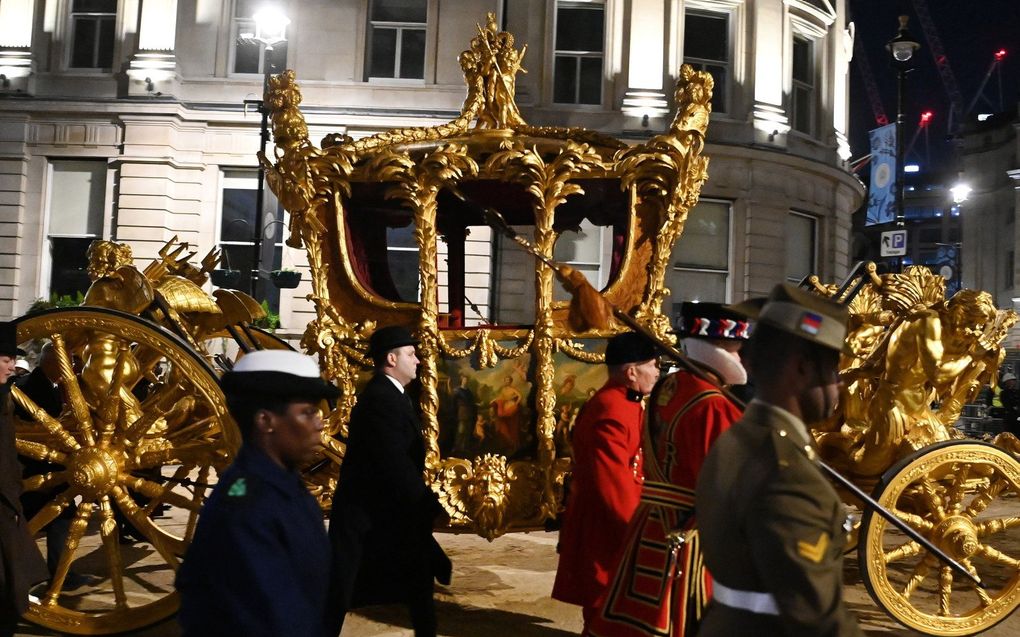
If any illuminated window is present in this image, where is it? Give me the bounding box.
[69,0,117,69]
[683,10,729,113]
[553,1,604,105]
[367,0,427,79]
[791,36,815,134]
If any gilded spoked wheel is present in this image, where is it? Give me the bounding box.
[13,307,239,635]
[859,440,1020,636]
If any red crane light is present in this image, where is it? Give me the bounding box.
[995,49,1007,61]
[919,111,934,126]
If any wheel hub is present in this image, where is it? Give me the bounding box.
[68,447,122,499]
[933,515,979,561]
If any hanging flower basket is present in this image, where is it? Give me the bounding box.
[210,269,245,289]
[270,269,301,289]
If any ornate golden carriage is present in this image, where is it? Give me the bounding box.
[261,14,711,540]
[9,14,1020,637]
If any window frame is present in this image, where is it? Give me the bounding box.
[365,0,429,82]
[785,211,818,283]
[66,0,119,71]
[216,170,287,312]
[790,35,815,135]
[42,159,109,298]
[551,0,606,106]
[681,5,734,115]
[668,198,733,307]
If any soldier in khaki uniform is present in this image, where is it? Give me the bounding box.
[695,283,863,637]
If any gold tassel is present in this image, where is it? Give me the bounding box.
[556,265,613,332]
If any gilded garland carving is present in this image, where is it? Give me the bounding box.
[436,328,535,367]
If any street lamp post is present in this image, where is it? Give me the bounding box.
[887,15,920,271]
[242,7,289,298]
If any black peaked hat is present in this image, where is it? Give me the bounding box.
[677,302,752,341]
[221,350,339,400]
[0,321,25,357]
[368,325,419,359]
[604,332,658,366]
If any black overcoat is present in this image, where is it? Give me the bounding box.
[328,373,450,610]
[0,383,47,620]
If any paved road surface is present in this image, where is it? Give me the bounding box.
[15,525,1020,636]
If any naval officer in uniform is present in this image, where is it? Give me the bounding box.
[176,350,338,637]
[695,283,863,637]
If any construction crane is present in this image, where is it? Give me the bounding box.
[965,49,1007,117]
[911,0,966,135]
[852,24,889,127]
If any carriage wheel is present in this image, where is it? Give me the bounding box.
[858,440,1020,636]
[13,307,238,635]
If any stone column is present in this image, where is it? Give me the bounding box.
[621,0,669,130]
[127,0,179,96]
[0,0,35,94]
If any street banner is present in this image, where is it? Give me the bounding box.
[866,123,897,226]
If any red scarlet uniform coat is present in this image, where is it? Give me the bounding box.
[552,380,645,609]
[590,370,742,637]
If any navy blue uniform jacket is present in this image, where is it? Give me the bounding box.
[328,373,450,609]
[176,444,329,637]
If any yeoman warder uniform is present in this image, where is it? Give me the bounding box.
[592,303,750,637]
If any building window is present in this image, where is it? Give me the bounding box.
[785,212,817,282]
[219,171,284,312]
[553,1,604,105]
[367,0,427,80]
[46,161,107,297]
[791,36,814,134]
[231,0,288,75]
[552,218,613,301]
[69,0,117,69]
[666,200,731,321]
[683,10,729,114]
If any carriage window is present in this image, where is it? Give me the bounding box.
[387,224,420,302]
[343,178,628,327]
[552,218,613,302]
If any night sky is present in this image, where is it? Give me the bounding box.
[847,0,1020,172]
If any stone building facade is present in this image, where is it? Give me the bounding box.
[0,0,863,332]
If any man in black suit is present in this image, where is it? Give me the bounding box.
[327,325,451,637]
[1,322,47,637]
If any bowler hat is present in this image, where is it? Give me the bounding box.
[604,332,658,366]
[0,321,25,357]
[748,283,848,352]
[677,302,752,341]
[221,350,339,400]
[368,325,419,359]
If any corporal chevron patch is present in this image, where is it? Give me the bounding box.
[796,532,829,563]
